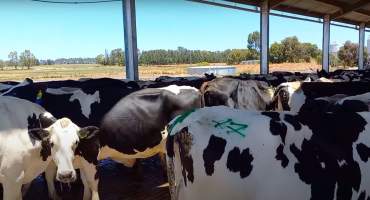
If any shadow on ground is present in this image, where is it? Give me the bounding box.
[2,156,170,200]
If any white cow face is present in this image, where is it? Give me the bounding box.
[270,81,305,112]
[46,118,80,183]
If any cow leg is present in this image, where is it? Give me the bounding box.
[80,170,92,200]
[158,153,168,179]
[3,180,22,200]
[45,162,61,200]
[21,183,31,197]
[92,191,99,200]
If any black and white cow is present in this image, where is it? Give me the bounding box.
[166,106,370,200]
[98,85,202,167]
[0,96,97,200]
[271,81,370,112]
[201,77,274,110]
[46,85,202,200]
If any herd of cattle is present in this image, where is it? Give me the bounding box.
[0,69,370,200]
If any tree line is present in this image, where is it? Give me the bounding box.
[1,31,367,70]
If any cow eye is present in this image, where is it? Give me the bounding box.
[50,142,54,147]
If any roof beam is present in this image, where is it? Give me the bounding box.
[269,0,287,9]
[315,0,370,20]
[331,0,370,19]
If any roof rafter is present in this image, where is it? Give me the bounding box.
[315,0,370,20]
[269,0,288,9]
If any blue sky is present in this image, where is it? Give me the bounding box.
[0,0,368,60]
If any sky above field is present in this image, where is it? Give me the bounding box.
[0,0,369,60]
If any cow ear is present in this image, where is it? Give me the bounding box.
[29,129,50,141]
[78,126,99,140]
[39,112,57,128]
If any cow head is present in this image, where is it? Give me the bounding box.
[29,112,98,183]
[201,78,274,110]
[201,78,239,108]
[269,81,305,112]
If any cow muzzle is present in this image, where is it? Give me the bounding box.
[57,170,76,183]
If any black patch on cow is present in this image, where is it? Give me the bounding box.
[358,191,366,200]
[340,100,369,112]
[284,114,302,131]
[167,127,194,186]
[226,147,254,178]
[261,112,280,121]
[39,113,57,128]
[262,112,288,143]
[27,114,51,161]
[40,137,52,161]
[301,81,370,99]
[300,99,332,113]
[270,120,287,144]
[75,126,100,165]
[166,134,175,158]
[278,88,291,111]
[291,111,367,200]
[276,144,289,168]
[356,143,370,162]
[27,114,39,131]
[203,135,226,176]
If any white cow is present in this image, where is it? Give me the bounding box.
[0,96,97,200]
[167,106,370,200]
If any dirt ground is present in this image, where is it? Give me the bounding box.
[0,62,323,82]
[20,156,170,200]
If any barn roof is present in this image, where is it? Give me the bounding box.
[226,0,370,28]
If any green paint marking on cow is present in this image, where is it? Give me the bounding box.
[212,118,248,138]
[167,108,197,134]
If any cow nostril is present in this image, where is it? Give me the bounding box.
[59,171,73,180]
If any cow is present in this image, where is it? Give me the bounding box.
[166,106,370,200]
[98,85,201,167]
[201,77,274,110]
[0,96,97,200]
[270,81,370,112]
[46,85,202,200]
[1,78,35,100]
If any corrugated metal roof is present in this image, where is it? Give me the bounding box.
[226,0,370,28]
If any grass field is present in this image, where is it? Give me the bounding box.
[0,62,323,82]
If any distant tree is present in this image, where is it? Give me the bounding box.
[226,49,251,65]
[281,36,302,63]
[19,50,37,69]
[301,43,320,62]
[96,54,105,65]
[8,51,18,69]
[269,42,285,63]
[46,59,55,65]
[338,41,358,68]
[330,54,340,68]
[110,48,124,66]
[247,31,260,52]
[104,49,110,65]
[0,60,5,70]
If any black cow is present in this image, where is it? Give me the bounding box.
[201,77,274,110]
